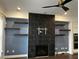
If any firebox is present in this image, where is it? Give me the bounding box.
[36,45,48,56]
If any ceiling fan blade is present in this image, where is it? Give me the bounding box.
[42,5,59,8]
[62,6,69,11]
[61,0,72,5]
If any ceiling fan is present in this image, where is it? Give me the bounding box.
[42,0,72,11]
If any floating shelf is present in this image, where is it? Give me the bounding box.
[14,34,28,36]
[59,29,71,31]
[15,22,28,24]
[55,24,65,26]
[5,27,20,30]
[55,34,65,36]
[74,41,78,44]
[74,33,78,36]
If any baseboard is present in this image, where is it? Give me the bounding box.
[4,54,28,58]
[73,49,78,53]
[55,51,69,54]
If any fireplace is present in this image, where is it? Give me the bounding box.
[36,45,48,56]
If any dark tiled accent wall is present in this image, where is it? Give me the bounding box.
[28,13,55,58]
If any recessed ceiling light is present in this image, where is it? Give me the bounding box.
[64,12,67,15]
[17,7,21,11]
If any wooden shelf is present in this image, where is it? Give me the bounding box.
[15,22,28,24]
[55,34,65,36]
[5,27,20,30]
[55,24,65,26]
[14,34,28,36]
[59,29,71,31]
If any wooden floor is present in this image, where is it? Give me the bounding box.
[5,54,78,59]
[29,54,78,59]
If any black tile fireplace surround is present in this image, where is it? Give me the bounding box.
[36,45,48,56]
[28,13,55,58]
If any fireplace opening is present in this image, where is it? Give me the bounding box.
[36,45,48,56]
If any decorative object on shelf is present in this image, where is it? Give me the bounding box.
[55,29,60,34]
[55,48,58,55]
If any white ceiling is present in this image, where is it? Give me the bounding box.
[0,0,78,15]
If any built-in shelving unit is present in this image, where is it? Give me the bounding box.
[55,22,70,53]
[4,18,29,59]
